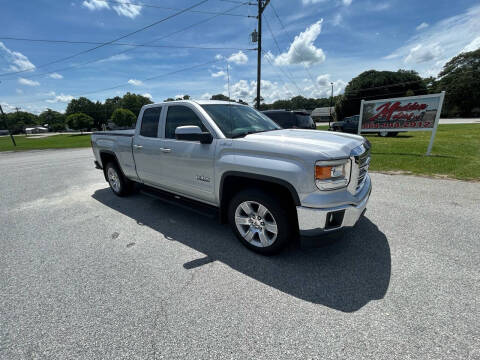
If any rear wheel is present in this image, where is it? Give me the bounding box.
[387,132,399,137]
[105,162,133,197]
[228,189,293,255]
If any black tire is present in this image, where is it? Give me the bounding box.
[387,132,399,137]
[105,162,133,197]
[228,189,293,255]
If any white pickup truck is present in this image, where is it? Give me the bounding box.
[91,100,371,254]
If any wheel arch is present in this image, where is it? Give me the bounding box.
[219,171,300,226]
[99,151,125,182]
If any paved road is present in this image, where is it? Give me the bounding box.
[1,149,479,359]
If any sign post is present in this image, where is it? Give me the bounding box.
[426,91,445,156]
[357,92,446,156]
[0,105,16,147]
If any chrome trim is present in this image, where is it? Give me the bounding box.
[297,176,371,237]
[348,142,371,195]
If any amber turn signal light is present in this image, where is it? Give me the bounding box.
[315,165,332,180]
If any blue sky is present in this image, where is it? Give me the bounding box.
[1,0,479,114]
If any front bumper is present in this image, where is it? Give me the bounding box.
[296,179,371,237]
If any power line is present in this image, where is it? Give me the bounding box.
[95,0,251,17]
[0,37,254,51]
[269,2,322,94]
[1,3,247,82]
[0,0,208,77]
[12,59,222,107]
[262,49,303,96]
[262,15,303,94]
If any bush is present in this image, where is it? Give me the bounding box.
[66,113,94,133]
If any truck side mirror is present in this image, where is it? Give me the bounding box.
[175,126,213,144]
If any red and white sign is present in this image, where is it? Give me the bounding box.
[358,92,445,155]
[359,93,445,132]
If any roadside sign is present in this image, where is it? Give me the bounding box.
[358,92,445,155]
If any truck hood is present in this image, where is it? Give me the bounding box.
[239,129,365,159]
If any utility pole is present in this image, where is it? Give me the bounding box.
[255,0,270,110]
[0,105,16,146]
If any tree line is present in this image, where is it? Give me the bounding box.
[2,48,478,133]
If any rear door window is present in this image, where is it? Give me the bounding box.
[140,107,162,137]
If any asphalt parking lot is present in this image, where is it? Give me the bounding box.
[1,148,479,359]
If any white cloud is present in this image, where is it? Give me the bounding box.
[273,20,326,67]
[142,93,152,99]
[227,51,248,65]
[385,4,480,71]
[97,54,131,63]
[462,36,480,52]
[16,89,23,94]
[128,79,144,86]
[316,74,331,86]
[200,92,212,100]
[113,3,142,18]
[18,78,40,86]
[46,93,74,103]
[211,70,227,78]
[49,73,63,79]
[404,43,443,64]
[82,0,109,11]
[82,0,142,18]
[215,54,224,60]
[302,0,352,5]
[0,42,35,72]
[416,22,429,31]
[332,13,343,26]
[224,76,345,104]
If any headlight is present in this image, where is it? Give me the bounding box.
[315,159,351,190]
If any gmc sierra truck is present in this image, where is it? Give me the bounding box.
[91,100,371,254]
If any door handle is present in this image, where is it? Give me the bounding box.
[160,148,171,153]
[133,144,143,149]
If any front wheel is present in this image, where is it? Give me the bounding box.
[228,189,293,255]
[105,162,133,197]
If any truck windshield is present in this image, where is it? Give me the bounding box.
[201,104,280,138]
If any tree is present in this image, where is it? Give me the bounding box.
[6,111,39,134]
[39,109,66,132]
[435,48,480,117]
[335,70,427,120]
[120,92,153,117]
[65,97,102,129]
[210,94,231,101]
[164,97,175,102]
[110,108,136,128]
[66,113,94,134]
[183,95,190,100]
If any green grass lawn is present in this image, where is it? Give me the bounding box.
[0,134,91,152]
[2,125,479,180]
[318,124,480,181]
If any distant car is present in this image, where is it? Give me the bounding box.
[262,110,316,129]
[330,115,399,137]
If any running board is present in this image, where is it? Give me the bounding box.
[139,185,218,219]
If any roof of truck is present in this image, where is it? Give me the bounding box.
[147,100,245,106]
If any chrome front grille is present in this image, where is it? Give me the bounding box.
[356,150,370,191]
[350,142,371,193]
